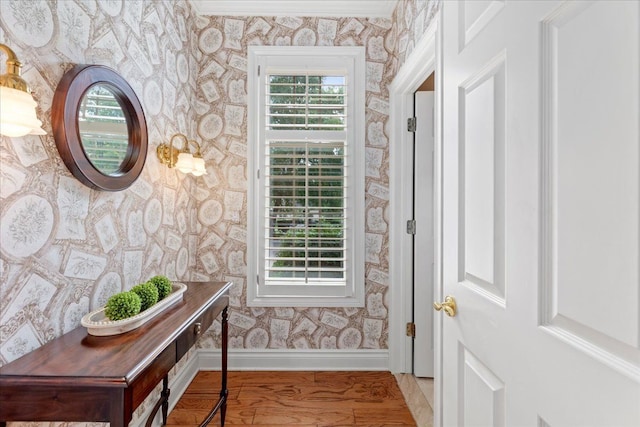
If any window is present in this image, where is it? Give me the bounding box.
[248,46,365,307]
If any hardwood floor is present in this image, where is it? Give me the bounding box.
[166,371,417,426]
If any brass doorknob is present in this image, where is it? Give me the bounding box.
[433,296,457,317]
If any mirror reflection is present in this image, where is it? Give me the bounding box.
[78,84,129,176]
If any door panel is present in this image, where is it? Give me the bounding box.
[459,0,505,51]
[460,345,505,427]
[540,0,640,363]
[441,1,640,425]
[460,54,506,304]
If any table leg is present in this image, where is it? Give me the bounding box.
[161,376,171,424]
[220,306,229,426]
[198,305,230,427]
[145,375,170,427]
[110,389,128,427]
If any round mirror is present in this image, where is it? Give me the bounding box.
[78,84,129,176]
[52,65,147,191]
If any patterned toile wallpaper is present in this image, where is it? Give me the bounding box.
[0,0,201,367]
[191,14,399,352]
[0,0,439,379]
[192,0,440,351]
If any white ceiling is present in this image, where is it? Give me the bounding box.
[189,0,398,18]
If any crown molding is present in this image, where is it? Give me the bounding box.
[189,0,397,17]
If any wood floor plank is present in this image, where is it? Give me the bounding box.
[314,371,398,383]
[230,370,316,384]
[252,406,354,424]
[234,396,408,411]
[235,394,409,411]
[239,384,403,403]
[319,425,417,427]
[166,406,254,426]
[354,407,417,425]
[165,371,416,426]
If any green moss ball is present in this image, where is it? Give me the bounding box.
[147,275,172,300]
[131,282,159,311]
[104,291,141,321]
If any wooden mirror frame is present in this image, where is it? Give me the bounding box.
[52,64,148,191]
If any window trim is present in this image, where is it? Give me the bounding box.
[247,45,365,307]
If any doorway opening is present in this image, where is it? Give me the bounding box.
[394,72,437,425]
[388,20,439,426]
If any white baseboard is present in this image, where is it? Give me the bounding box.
[198,348,389,371]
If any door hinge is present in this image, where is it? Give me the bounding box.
[406,322,416,338]
[407,117,417,133]
[406,220,416,235]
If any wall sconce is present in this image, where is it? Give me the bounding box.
[157,133,207,176]
[0,43,46,137]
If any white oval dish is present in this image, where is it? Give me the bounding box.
[81,283,187,336]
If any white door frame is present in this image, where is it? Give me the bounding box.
[388,18,441,425]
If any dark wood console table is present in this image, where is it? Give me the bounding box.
[0,281,232,427]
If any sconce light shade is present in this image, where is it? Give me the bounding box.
[191,157,207,176]
[175,152,195,174]
[0,86,46,137]
[0,44,46,137]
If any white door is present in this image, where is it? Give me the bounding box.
[414,91,435,378]
[439,1,640,426]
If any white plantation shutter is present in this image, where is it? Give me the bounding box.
[266,74,346,131]
[248,46,365,307]
[264,139,347,284]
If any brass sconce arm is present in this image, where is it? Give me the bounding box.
[187,139,203,158]
[0,44,29,93]
[157,133,189,168]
